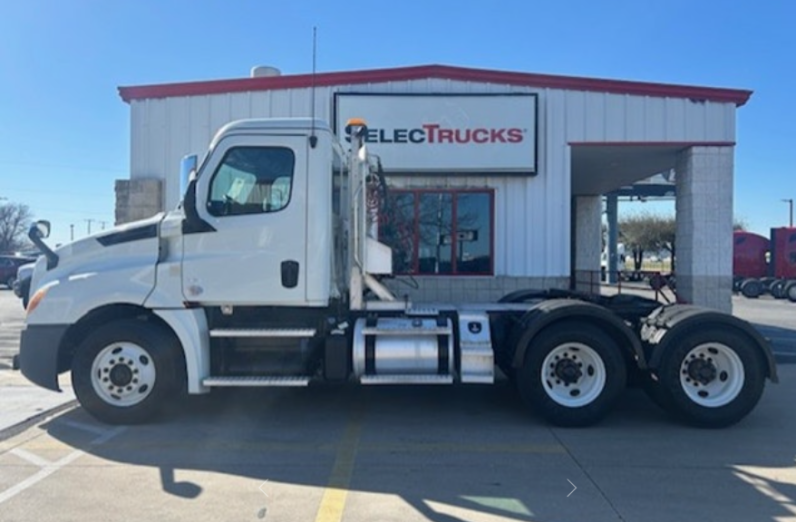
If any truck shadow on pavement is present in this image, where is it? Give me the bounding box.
[39,380,796,522]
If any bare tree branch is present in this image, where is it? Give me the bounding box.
[0,202,33,253]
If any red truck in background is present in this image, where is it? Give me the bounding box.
[733,227,796,301]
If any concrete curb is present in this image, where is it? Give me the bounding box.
[0,398,78,442]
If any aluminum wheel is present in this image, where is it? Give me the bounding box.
[90,342,157,407]
[540,342,606,408]
[679,343,744,408]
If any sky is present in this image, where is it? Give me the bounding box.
[1,0,794,247]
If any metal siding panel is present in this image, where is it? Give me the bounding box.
[583,92,605,141]
[229,92,251,121]
[289,88,312,117]
[704,101,735,141]
[685,100,707,141]
[269,90,291,118]
[251,91,270,117]
[145,99,167,179]
[130,101,147,178]
[604,94,627,141]
[624,95,647,140]
[545,89,569,276]
[165,97,191,208]
[208,94,231,138]
[644,97,666,141]
[564,91,587,143]
[664,97,687,141]
[724,105,736,141]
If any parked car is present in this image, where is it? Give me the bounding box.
[0,255,35,289]
[13,261,35,308]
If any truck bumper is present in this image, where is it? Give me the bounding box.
[20,324,69,392]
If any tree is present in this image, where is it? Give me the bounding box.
[619,214,747,273]
[618,213,662,271]
[733,218,748,231]
[0,202,33,253]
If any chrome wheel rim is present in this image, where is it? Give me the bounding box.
[541,343,606,407]
[679,343,744,408]
[90,342,156,407]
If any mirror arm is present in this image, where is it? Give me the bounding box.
[28,224,59,270]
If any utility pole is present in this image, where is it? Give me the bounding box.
[782,199,794,228]
[85,219,94,235]
[100,221,107,230]
[70,224,74,241]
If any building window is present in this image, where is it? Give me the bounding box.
[207,146,295,217]
[379,189,494,275]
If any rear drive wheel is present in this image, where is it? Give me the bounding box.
[740,279,762,299]
[516,322,626,427]
[786,282,796,303]
[72,319,184,424]
[655,330,765,428]
[770,280,787,299]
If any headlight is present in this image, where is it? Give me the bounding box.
[26,287,48,315]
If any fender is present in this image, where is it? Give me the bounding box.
[511,299,647,369]
[26,269,155,326]
[153,308,211,394]
[645,305,778,382]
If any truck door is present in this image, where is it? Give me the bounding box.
[182,134,308,305]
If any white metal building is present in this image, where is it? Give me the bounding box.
[117,64,751,311]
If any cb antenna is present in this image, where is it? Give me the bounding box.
[309,26,318,148]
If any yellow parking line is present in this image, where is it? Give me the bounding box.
[314,408,363,522]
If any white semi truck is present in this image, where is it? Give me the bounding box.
[19,118,777,427]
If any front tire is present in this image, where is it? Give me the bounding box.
[516,322,626,427]
[655,330,765,428]
[72,319,184,425]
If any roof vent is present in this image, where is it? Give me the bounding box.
[250,66,281,78]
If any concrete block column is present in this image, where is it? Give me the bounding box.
[675,146,734,312]
[573,196,603,292]
[115,178,164,225]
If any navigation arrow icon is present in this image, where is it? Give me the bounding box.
[567,479,577,497]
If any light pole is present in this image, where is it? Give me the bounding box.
[782,199,794,228]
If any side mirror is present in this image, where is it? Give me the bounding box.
[180,154,198,199]
[28,220,58,269]
[33,220,51,239]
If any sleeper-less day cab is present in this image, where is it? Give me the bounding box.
[19,118,777,427]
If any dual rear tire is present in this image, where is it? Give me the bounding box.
[514,322,767,428]
[643,330,766,428]
[516,322,626,427]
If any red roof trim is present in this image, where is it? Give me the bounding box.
[568,141,737,147]
[118,64,752,107]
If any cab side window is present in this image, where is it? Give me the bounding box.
[207,146,295,216]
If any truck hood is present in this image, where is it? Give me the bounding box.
[30,214,165,294]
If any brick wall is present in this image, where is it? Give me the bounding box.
[115,179,164,225]
[675,146,734,312]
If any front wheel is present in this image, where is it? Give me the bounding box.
[516,322,626,427]
[655,330,765,428]
[72,319,184,425]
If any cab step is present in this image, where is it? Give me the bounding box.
[209,328,317,338]
[202,376,311,387]
[360,374,453,385]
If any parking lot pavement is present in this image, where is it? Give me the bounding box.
[0,291,74,434]
[732,296,796,363]
[0,289,25,370]
[0,367,794,522]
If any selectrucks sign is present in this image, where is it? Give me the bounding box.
[334,93,537,174]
